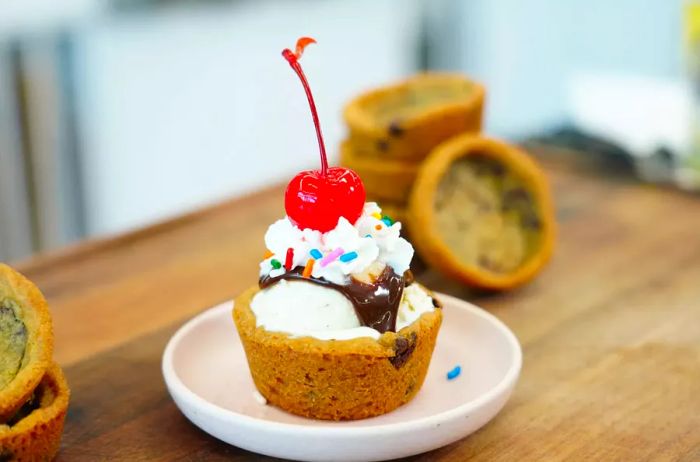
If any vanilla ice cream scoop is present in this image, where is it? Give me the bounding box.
[251,278,436,340]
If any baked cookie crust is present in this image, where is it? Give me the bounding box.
[0,265,54,422]
[409,135,556,289]
[233,285,442,420]
[344,73,485,161]
[0,363,70,461]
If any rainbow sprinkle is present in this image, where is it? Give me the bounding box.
[371,212,382,219]
[320,248,344,267]
[302,259,314,278]
[375,224,382,231]
[263,249,274,259]
[339,251,358,262]
[310,248,323,260]
[447,365,461,380]
[270,259,282,269]
[381,216,393,226]
[285,247,294,271]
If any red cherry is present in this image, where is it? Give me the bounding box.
[281,37,366,232]
[285,166,365,232]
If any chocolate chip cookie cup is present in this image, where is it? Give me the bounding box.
[409,135,556,290]
[231,38,444,422]
[0,264,54,422]
[233,285,442,421]
[0,363,70,461]
[343,73,485,161]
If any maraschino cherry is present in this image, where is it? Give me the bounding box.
[282,37,365,233]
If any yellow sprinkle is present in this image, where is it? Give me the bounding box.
[371,212,382,219]
[302,259,314,278]
[263,250,274,259]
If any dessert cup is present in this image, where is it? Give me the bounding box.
[409,135,555,290]
[344,73,485,161]
[0,363,70,461]
[234,285,441,421]
[234,199,443,420]
[0,264,54,422]
[235,39,443,422]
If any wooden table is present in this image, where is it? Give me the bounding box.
[14,151,700,461]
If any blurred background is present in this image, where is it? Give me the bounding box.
[0,0,696,261]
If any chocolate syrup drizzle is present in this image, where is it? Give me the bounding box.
[259,268,412,333]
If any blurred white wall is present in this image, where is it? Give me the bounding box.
[2,0,685,250]
[429,0,683,138]
[0,0,97,36]
[73,0,421,237]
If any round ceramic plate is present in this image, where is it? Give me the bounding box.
[162,293,521,462]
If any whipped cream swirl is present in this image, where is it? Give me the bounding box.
[260,203,414,285]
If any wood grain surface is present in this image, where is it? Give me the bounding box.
[12,151,700,461]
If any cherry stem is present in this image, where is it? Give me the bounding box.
[282,38,328,177]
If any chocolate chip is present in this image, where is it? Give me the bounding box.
[478,256,501,272]
[405,380,416,396]
[394,337,408,351]
[502,188,533,211]
[490,162,506,176]
[377,139,389,152]
[388,120,404,137]
[389,332,417,369]
[7,389,42,426]
[474,158,506,177]
[503,188,530,203]
[522,213,542,230]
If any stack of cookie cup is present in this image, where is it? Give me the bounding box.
[341,73,486,228]
[0,264,70,460]
[341,74,557,290]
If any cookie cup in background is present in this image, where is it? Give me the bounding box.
[0,264,54,422]
[409,135,556,290]
[344,73,485,161]
[233,285,442,421]
[0,363,70,461]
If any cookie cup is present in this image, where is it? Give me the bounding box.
[344,73,485,161]
[0,264,54,422]
[233,285,442,421]
[0,363,70,461]
[408,135,556,290]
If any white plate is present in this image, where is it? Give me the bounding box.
[162,293,522,462]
